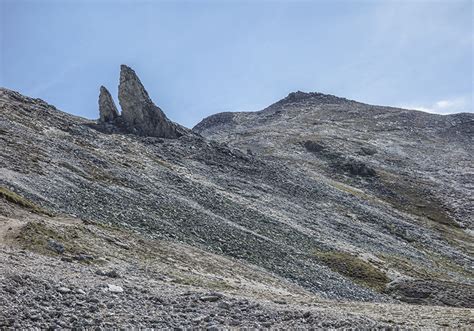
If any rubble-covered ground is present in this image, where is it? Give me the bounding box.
[1,200,472,328]
[0,86,473,327]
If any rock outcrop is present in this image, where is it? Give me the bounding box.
[98,86,119,123]
[118,65,186,138]
[96,65,188,138]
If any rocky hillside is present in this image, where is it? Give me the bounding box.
[194,90,474,299]
[1,66,473,328]
[195,91,473,229]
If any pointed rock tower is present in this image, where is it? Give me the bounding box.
[98,86,119,123]
[118,65,185,138]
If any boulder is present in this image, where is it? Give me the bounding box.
[360,146,377,156]
[47,239,65,254]
[303,140,325,153]
[107,284,124,293]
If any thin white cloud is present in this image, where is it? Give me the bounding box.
[399,96,471,114]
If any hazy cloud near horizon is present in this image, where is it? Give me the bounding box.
[399,96,472,114]
[0,0,472,127]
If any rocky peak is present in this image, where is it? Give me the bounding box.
[98,86,119,123]
[281,91,351,105]
[118,64,185,138]
[118,64,153,110]
[96,65,188,138]
[256,90,353,116]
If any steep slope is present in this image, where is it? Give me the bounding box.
[0,87,388,302]
[2,85,473,305]
[1,71,473,327]
[194,91,474,302]
[194,91,473,230]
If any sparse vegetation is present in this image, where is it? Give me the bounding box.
[314,250,389,292]
[330,180,379,204]
[0,186,53,216]
[377,170,460,228]
[17,221,92,259]
[379,253,440,280]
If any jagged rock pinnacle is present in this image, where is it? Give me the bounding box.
[98,86,119,123]
[118,64,184,138]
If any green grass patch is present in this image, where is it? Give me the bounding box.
[17,221,93,260]
[0,186,53,216]
[314,250,389,292]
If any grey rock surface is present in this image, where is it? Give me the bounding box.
[98,86,119,123]
[118,65,186,138]
[0,85,473,327]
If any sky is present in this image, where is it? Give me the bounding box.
[1,0,472,128]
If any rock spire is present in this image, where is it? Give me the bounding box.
[98,86,119,123]
[118,64,185,138]
[97,65,187,138]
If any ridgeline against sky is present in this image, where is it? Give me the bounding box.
[1,0,472,127]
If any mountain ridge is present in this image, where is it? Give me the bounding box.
[0,66,473,328]
[195,90,473,128]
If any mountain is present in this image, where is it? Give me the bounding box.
[194,91,473,228]
[0,67,473,328]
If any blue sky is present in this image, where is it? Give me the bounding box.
[1,0,472,127]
